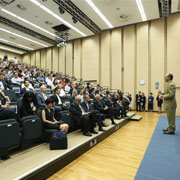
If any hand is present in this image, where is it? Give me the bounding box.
[158,90,162,95]
[4,103,9,108]
[32,106,36,111]
[52,121,57,124]
[63,104,67,107]
[104,106,108,110]
[54,120,58,124]
[83,112,89,115]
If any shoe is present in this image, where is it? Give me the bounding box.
[162,128,168,132]
[90,129,98,134]
[115,116,121,120]
[102,123,108,127]
[163,131,175,135]
[98,127,105,131]
[83,132,92,136]
[1,155,10,160]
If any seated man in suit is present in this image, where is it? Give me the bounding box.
[0,90,15,120]
[94,94,116,125]
[69,95,92,136]
[105,94,121,120]
[37,86,61,118]
[81,95,98,134]
[51,87,67,111]
[36,85,47,108]
[21,80,33,95]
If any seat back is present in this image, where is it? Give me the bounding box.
[61,111,73,130]
[21,115,42,140]
[4,90,17,102]
[0,119,20,149]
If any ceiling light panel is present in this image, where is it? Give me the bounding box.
[30,0,87,37]
[0,38,34,50]
[72,0,160,30]
[0,7,57,38]
[0,0,94,41]
[0,46,25,54]
[136,0,147,21]
[0,27,48,47]
[85,0,113,28]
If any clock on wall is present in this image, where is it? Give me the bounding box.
[140,79,145,85]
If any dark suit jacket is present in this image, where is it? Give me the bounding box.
[105,99,114,108]
[94,99,105,112]
[0,80,7,90]
[136,94,142,103]
[51,94,63,106]
[22,96,38,116]
[21,87,33,95]
[69,102,82,125]
[81,101,92,112]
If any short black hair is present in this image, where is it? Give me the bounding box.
[45,97,54,105]
[54,87,60,93]
[168,73,173,80]
[23,91,34,99]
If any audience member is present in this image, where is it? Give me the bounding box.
[42,98,69,132]
[69,96,92,136]
[22,91,38,116]
[148,93,154,112]
[156,91,163,113]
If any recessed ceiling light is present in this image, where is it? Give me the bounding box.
[17,4,26,10]
[30,0,86,37]
[119,15,128,20]
[0,28,48,47]
[85,0,113,28]
[0,46,24,54]
[45,21,52,25]
[10,37,16,40]
[0,38,34,50]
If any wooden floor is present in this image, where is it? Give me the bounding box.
[48,112,161,180]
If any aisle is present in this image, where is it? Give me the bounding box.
[48,112,159,180]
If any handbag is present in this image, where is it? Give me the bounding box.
[50,131,68,150]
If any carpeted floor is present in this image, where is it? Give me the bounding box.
[134,115,180,180]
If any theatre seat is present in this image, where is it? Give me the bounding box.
[4,90,17,102]
[0,119,20,159]
[20,115,42,147]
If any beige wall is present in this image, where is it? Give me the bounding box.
[0,50,22,63]
[21,13,180,112]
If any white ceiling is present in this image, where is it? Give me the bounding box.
[0,0,178,54]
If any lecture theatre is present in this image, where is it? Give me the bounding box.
[0,0,180,180]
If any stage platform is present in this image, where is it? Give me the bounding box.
[0,112,136,180]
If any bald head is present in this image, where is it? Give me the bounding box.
[75,95,82,104]
[165,73,173,82]
[40,85,47,93]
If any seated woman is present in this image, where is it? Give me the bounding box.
[22,91,38,116]
[42,97,69,133]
